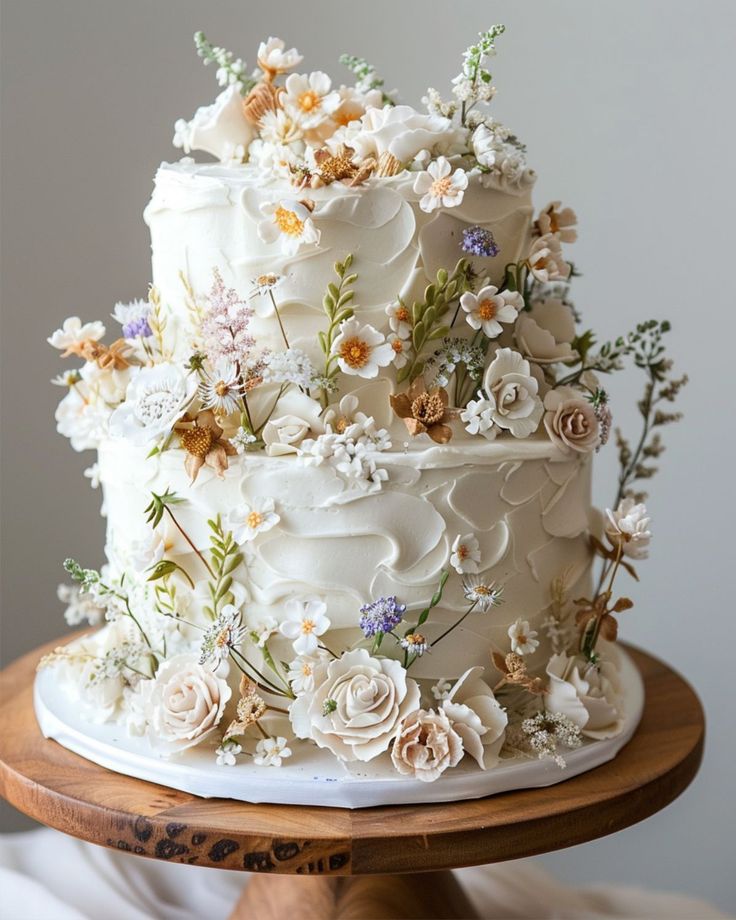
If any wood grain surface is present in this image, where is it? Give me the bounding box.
[0,638,704,877]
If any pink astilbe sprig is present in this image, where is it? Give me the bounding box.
[201,268,255,363]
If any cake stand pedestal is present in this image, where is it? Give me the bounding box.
[0,639,704,920]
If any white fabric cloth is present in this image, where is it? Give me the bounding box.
[0,829,729,920]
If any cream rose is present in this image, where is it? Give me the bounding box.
[543,386,600,455]
[262,390,323,456]
[344,104,467,164]
[481,347,543,439]
[391,709,463,782]
[514,300,576,365]
[289,648,420,762]
[441,666,507,769]
[147,654,232,754]
[545,652,624,740]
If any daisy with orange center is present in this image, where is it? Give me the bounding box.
[460,284,523,338]
[413,156,469,213]
[258,198,320,255]
[282,71,340,128]
[227,497,280,543]
[330,318,394,379]
[450,533,481,574]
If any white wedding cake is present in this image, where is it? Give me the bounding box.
[40,27,685,802]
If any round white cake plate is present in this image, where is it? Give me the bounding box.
[34,649,644,810]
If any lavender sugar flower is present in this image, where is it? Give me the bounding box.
[461,226,500,258]
[359,596,406,637]
[113,300,153,339]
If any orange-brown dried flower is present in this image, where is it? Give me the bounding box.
[390,379,455,444]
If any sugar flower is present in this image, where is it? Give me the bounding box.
[461,226,500,258]
[462,576,504,612]
[508,618,539,656]
[112,300,152,339]
[227,497,280,543]
[520,711,582,767]
[257,37,303,77]
[253,736,293,767]
[546,652,624,740]
[431,679,452,701]
[460,393,496,440]
[544,387,600,455]
[179,410,237,482]
[605,498,652,559]
[251,616,278,649]
[259,109,305,149]
[109,363,198,445]
[400,633,428,657]
[199,358,243,416]
[279,597,331,656]
[391,709,464,783]
[390,378,455,444]
[215,739,242,767]
[262,390,322,456]
[48,317,106,355]
[344,104,467,164]
[460,285,522,338]
[481,347,543,439]
[359,596,407,638]
[173,85,255,163]
[288,652,329,695]
[385,301,413,339]
[229,426,257,454]
[263,348,315,388]
[283,71,340,128]
[199,605,248,665]
[258,199,320,255]
[450,533,481,574]
[330,318,393,379]
[55,384,110,451]
[441,666,508,769]
[527,233,571,283]
[535,201,578,244]
[201,269,255,364]
[413,157,468,213]
[57,583,105,627]
[289,648,420,762]
[515,300,576,365]
[387,333,410,368]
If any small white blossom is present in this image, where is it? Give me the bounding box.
[257,37,303,75]
[605,499,652,559]
[282,71,340,128]
[253,736,292,767]
[431,678,452,701]
[215,739,242,767]
[508,618,539,656]
[462,576,504,612]
[264,348,315,388]
[83,463,101,489]
[48,317,106,354]
[251,616,278,649]
[230,426,257,454]
[450,533,481,574]
[288,652,328,695]
[413,157,468,213]
[57,583,105,627]
[227,498,280,544]
[199,605,248,665]
[330,318,394,379]
[387,333,410,368]
[385,301,413,339]
[460,393,497,440]
[460,285,522,338]
[258,199,320,255]
[279,597,330,656]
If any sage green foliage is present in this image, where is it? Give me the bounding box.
[408,569,450,635]
[144,489,184,529]
[317,255,357,400]
[204,515,243,620]
[398,259,474,384]
[338,54,395,106]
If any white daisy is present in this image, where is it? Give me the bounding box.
[279,597,330,656]
[330,318,394,379]
[413,157,468,213]
[385,301,413,339]
[462,575,504,612]
[387,333,410,368]
[460,285,523,338]
[287,652,328,694]
[508,618,539,656]
[282,71,340,128]
[259,109,305,149]
[227,498,280,544]
[199,358,243,415]
[450,533,481,574]
[253,736,292,767]
[258,199,320,256]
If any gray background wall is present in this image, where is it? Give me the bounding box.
[1,0,734,911]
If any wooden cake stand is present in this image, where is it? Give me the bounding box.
[0,638,704,920]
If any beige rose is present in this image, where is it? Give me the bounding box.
[515,300,576,365]
[543,386,600,455]
[391,708,464,783]
[262,390,323,456]
[546,652,624,740]
[441,666,507,769]
[289,648,420,762]
[147,654,231,754]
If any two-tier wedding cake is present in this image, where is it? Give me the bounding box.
[38,26,686,806]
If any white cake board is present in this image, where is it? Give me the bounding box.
[34,650,644,809]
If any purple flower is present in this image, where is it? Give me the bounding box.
[122,316,153,339]
[359,596,406,637]
[112,299,153,340]
[461,226,500,258]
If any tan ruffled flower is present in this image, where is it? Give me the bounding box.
[491,651,545,694]
[179,410,236,482]
[69,338,131,371]
[313,145,362,184]
[224,676,267,740]
[390,379,455,444]
[391,708,464,783]
[543,387,600,455]
[527,233,571,283]
[534,201,578,243]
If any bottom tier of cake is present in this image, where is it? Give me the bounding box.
[34,645,643,809]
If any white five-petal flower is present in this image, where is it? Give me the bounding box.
[253,736,293,767]
[460,392,497,440]
[413,156,469,213]
[508,618,539,656]
[385,301,413,339]
[450,533,481,574]
[282,71,340,128]
[330,318,394,379]
[279,597,331,656]
[605,499,652,559]
[215,739,242,767]
[460,285,523,338]
[257,37,303,76]
[387,333,410,368]
[258,199,320,255]
[48,316,106,354]
[227,497,280,544]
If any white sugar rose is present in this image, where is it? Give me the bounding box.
[441,667,507,769]
[543,386,600,455]
[391,708,464,782]
[515,300,576,365]
[147,654,231,754]
[173,85,256,162]
[109,363,197,446]
[605,499,652,559]
[546,652,624,740]
[481,347,543,439]
[55,382,110,452]
[289,648,420,762]
[262,390,323,456]
[345,104,467,164]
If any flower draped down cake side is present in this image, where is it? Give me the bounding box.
[42,24,686,780]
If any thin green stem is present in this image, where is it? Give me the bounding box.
[430,600,478,648]
[164,506,215,578]
[268,290,290,349]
